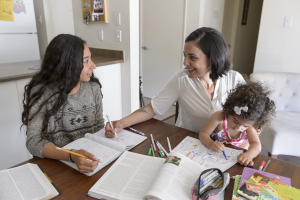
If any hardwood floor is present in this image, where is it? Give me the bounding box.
[142,97,300,167]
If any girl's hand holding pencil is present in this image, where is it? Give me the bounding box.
[56,147,100,173]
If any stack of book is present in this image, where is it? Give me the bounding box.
[232,167,300,200]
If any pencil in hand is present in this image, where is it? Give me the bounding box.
[56,147,98,161]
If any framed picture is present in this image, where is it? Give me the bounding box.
[242,0,250,25]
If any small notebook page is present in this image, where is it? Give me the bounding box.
[61,138,122,176]
[85,128,147,151]
[173,136,243,172]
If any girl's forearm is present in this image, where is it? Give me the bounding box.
[199,131,213,148]
[246,142,261,158]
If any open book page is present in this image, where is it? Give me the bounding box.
[62,138,122,176]
[173,136,243,172]
[85,128,147,152]
[88,151,165,200]
[0,163,59,200]
[143,152,207,200]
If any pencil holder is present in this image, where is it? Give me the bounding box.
[191,168,229,200]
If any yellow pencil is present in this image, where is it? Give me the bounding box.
[56,147,97,161]
[215,180,223,188]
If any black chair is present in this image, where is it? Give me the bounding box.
[175,101,179,123]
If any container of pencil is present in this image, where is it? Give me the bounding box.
[191,168,229,200]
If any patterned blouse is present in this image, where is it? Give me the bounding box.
[210,114,248,147]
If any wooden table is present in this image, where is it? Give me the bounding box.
[16,119,300,200]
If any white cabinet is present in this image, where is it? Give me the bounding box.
[0,79,33,170]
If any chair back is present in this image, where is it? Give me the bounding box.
[250,72,300,112]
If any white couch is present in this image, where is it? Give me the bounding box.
[250,72,300,158]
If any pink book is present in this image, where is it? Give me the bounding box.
[238,167,291,189]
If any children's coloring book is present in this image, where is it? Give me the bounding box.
[61,128,147,176]
[87,151,209,200]
[237,172,300,200]
[238,167,291,189]
[172,136,243,172]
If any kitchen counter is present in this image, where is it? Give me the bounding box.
[0,48,124,83]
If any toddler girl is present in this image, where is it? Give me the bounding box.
[199,81,276,166]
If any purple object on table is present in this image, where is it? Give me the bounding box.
[126,127,145,136]
[238,167,291,189]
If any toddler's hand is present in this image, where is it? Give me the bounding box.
[237,152,254,167]
[210,140,225,153]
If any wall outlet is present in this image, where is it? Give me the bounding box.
[213,10,219,18]
[115,13,121,25]
[38,15,42,24]
[98,30,103,41]
[116,30,121,42]
[284,16,293,28]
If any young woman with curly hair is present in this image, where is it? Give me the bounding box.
[199,80,276,166]
[22,34,104,173]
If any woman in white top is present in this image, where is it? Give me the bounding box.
[105,27,245,136]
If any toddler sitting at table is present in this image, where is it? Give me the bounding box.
[199,80,276,167]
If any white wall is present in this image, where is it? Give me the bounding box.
[253,0,300,73]
[72,0,139,117]
[33,0,48,58]
[94,64,122,122]
[33,0,75,58]
[201,0,225,32]
[43,0,75,43]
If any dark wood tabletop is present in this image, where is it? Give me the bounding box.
[15,118,300,200]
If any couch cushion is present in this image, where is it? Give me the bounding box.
[260,112,300,156]
[250,72,300,112]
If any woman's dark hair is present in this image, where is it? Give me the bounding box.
[21,34,102,140]
[222,79,276,130]
[185,27,232,82]
[239,184,259,197]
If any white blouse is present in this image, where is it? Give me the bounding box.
[151,69,245,133]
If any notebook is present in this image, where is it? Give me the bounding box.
[61,128,147,176]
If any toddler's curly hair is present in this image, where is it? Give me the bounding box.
[222,80,276,130]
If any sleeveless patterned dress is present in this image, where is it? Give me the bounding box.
[210,114,248,147]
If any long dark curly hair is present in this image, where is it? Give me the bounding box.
[185,27,232,82]
[21,34,102,140]
[222,79,276,130]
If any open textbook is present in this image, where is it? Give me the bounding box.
[172,136,244,172]
[87,151,209,200]
[0,163,60,200]
[61,128,147,176]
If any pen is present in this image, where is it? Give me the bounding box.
[126,127,145,136]
[158,150,164,158]
[151,144,155,157]
[258,160,266,171]
[215,180,223,188]
[56,147,97,161]
[155,140,165,156]
[157,141,169,157]
[148,147,152,156]
[200,170,218,186]
[262,160,271,172]
[106,114,118,139]
[215,132,227,160]
[200,170,213,180]
[199,175,220,193]
[167,137,172,153]
[150,134,157,151]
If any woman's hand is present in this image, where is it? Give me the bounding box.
[105,120,124,138]
[210,140,225,153]
[237,152,254,167]
[71,149,100,173]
